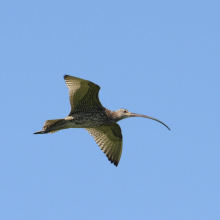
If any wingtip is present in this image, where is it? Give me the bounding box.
[105,153,118,167]
[108,158,119,167]
[63,75,69,79]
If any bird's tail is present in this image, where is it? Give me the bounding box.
[34,119,66,134]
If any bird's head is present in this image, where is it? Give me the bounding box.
[115,109,132,120]
[115,108,170,130]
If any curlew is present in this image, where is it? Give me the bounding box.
[34,75,170,166]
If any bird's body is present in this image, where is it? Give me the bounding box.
[34,75,170,166]
[36,109,116,132]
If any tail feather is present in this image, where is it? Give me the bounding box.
[34,130,48,134]
[34,119,66,134]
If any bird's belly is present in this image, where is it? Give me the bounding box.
[67,120,104,128]
[65,114,110,128]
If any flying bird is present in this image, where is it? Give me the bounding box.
[34,75,170,166]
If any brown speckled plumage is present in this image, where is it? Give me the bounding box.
[34,75,170,167]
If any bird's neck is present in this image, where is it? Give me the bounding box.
[105,109,119,122]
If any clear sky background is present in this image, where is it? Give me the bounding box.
[1,1,220,219]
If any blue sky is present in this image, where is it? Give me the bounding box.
[1,1,220,219]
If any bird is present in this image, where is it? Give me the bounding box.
[34,75,170,166]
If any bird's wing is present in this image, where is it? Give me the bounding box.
[64,75,104,114]
[85,123,123,166]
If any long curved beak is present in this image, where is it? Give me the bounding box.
[130,113,170,130]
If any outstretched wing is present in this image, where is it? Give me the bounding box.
[64,75,104,115]
[85,123,123,166]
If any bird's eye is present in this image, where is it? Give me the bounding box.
[123,110,127,113]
